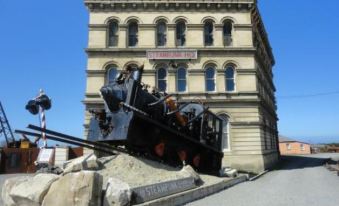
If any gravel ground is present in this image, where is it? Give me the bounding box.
[187,153,339,206]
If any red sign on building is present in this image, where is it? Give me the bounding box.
[147,50,198,60]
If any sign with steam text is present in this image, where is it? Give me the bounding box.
[147,49,197,60]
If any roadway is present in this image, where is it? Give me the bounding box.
[187,153,339,206]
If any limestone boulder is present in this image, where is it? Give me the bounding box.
[219,167,238,178]
[1,176,31,206]
[9,174,59,206]
[63,153,100,174]
[179,165,201,183]
[103,177,131,206]
[42,171,103,206]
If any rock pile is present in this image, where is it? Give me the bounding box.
[98,153,199,187]
[2,153,201,206]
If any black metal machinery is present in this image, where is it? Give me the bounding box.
[87,65,224,175]
[15,65,224,175]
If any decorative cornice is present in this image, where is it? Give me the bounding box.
[255,55,276,91]
[84,0,256,12]
[88,24,106,29]
[84,98,101,102]
[85,93,101,98]
[252,6,275,66]
[86,47,256,56]
[259,100,278,120]
[177,97,260,105]
[186,24,204,29]
[86,70,106,77]
[84,91,259,100]
[231,121,261,126]
[230,68,256,74]
[143,70,156,74]
[234,24,252,30]
[86,68,257,75]
[89,23,252,30]
[86,70,105,74]
[187,69,203,74]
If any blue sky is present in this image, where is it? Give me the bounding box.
[0,0,338,145]
[260,0,339,143]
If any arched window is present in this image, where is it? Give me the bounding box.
[157,67,167,92]
[223,20,233,46]
[177,67,187,92]
[204,21,214,46]
[205,67,216,92]
[218,114,230,151]
[128,21,138,47]
[108,21,118,47]
[156,21,167,47]
[176,21,186,46]
[225,66,235,91]
[107,66,119,84]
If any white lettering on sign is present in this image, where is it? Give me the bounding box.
[133,177,196,203]
[147,50,197,60]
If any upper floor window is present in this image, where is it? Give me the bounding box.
[176,21,186,46]
[205,67,216,92]
[225,66,235,92]
[177,67,187,92]
[300,144,305,151]
[128,21,138,47]
[156,21,167,47]
[108,21,118,47]
[223,20,233,46]
[107,66,119,84]
[157,67,167,92]
[204,21,214,46]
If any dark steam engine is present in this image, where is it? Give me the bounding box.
[88,66,224,175]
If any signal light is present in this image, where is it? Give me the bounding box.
[25,100,39,115]
[36,95,51,110]
[25,94,52,115]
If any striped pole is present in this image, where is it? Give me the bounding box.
[39,89,47,147]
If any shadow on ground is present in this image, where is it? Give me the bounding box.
[275,155,330,171]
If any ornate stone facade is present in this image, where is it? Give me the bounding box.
[83,0,279,173]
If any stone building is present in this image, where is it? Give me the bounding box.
[279,136,311,155]
[83,0,279,173]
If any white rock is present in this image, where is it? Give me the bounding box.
[219,167,238,178]
[42,171,103,206]
[104,177,131,206]
[1,176,31,206]
[179,165,201,183]
[9,174,59,206]
[63,153,99,174]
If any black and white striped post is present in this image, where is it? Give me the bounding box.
[25,89,52,148]
[38,89,47,147]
